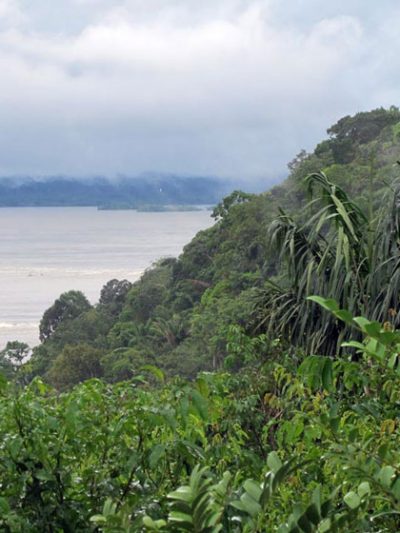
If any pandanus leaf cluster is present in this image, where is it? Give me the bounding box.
[256,171,400,354]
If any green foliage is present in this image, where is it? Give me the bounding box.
[122,261,173,323]
[101,347,149,382]
[5,106,400,531]
[99,279,133,317]
[39,290,92,342]
[326,107,400,163]
[0,341,29,378]
[255,169,400,355]
[2,307,400,530]
[46,343,104,389]
[212,190,256,220]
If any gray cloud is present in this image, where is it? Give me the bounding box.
[0,0,398,181]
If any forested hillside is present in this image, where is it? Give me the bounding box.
[6,106,399,387]
[2,107,400,531]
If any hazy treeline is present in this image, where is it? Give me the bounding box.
[0,175,235,208]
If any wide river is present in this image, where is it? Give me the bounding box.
[0,207,214,349]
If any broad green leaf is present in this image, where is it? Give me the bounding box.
[267,451,282,473]
[379,331,400,344]
[90,515,107,524]
[230,500,248,513]
[307,296,339,313]
[240,492,262,517]
[358,482,371,499]
[243,480,262,502]
[169,487,193,503]
[321,358,333,391]
[168,511,193,530]
[143,516,167,530]
[341,341,366,351]
[335,309,353,324]
[391,478,400,499]
[353,317,382,338]
[344,491,361,509]
[378,466,396,488]
[364,321,383,338]
[319,518,331,532]
[35,469,54,482]
[388,353,398,370]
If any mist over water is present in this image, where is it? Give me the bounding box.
[0,207,214,349]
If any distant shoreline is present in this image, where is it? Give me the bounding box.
[0,204,213,211]
[97,204,213,212]
[0,176,233,209]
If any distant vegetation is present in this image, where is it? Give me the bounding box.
[99,204,204,212]
[2,107,400,530]
[0,176,234,208]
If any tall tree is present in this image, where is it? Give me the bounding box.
[39,291,92,342]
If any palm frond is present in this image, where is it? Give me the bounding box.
[256,172,400,355]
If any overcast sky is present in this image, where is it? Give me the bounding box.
[0,0,398,182]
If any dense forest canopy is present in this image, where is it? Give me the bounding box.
[2,107,400,531]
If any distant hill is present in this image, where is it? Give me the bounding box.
[0,175,240,208]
